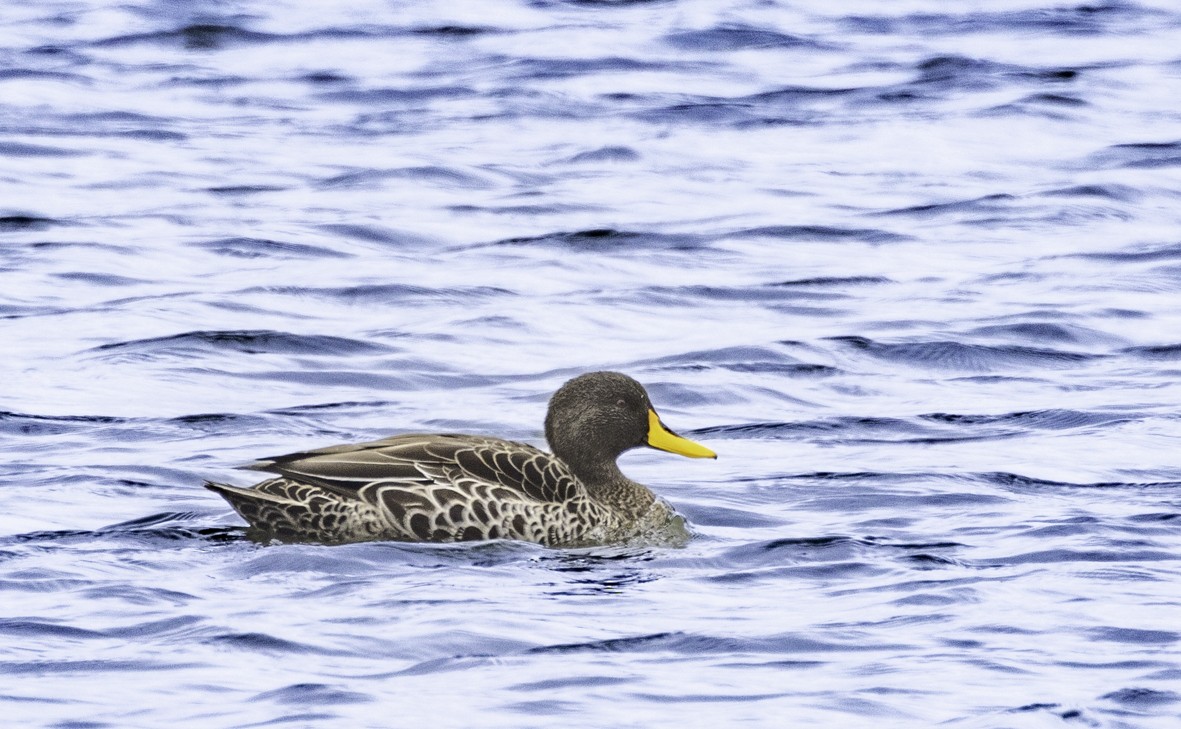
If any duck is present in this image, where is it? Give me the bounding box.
[205,371,716,547]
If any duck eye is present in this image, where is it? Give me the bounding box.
[616,398,628,408]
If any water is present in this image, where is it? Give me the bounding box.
[3,0,1181,726]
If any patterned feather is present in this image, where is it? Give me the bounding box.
[205,371,712,547]
[207,434,619,545]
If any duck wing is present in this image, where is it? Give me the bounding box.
[242,433,581,505]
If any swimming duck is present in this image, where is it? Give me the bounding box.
[205,371,716,547]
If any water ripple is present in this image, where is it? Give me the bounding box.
[4,1,1181,727]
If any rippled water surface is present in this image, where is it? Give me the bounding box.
[4,0,1181,726]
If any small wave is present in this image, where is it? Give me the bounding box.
[719,362,839,376]
[967,321,1111,345]
[0,142,87,158]
[978,472,1181,490]
[983,94,1090,119]
[627,83,865,127]
[876,193,1015,218]
[629,344,817,372]
[1122,343,1181,360]
[103,616,204,640]
[744,85,860,104]
[242,283,511,304]
[632,98,812,127]
[974,548,1178,567]
[299,70,351,85]
[204,631,335,656]
[1037,184,1140,201]
[6,521,247,547]
[532,629,894,656]
[1092,140,1181,170]
[317,85,476,105]
[224,368,477,391]
[844,5,1153,36]
[265,400,395,416]
[204,184,287,196]
[510,675,631,692]
[100,512,206,531]
[698,417,931,441]
[1128,512,1181,524]
[564,146,640,164]
[1020,92,1088,107]
[0,620,104,640]
[0,303,69,320]
[912,55,1017,92]
[96,24,268,49]
[663,25,824,52]
[731,225,909,242]
[450,202,602,215]
[52,111,187,141]
[1089,627,1180,646]
[717,536,963,575]
[508,56,671,81]
[675,502,783,528]
[667,344,797,366]
[0,659,201,676]
[169,413,279,436]
[319,165,491,189]
[410,25,498,38]
[1101,687,1181,708]
[0,68,88,83]
[1067,242,1181,264]
[91,23,392,50]
[0,411,126,437]
[920,409,1132,431]
[195,237,351,259]
[634,284,850,305]
[485,228,705,251]
[252,683,372,706]
[548,0,673,6]
[317,223,434,246]
[774,471,919,483]
[92,329,389,357]
[771,276,892,287]
[0,215,66,232]
[827,335,1098,371]
[52,272,144,287]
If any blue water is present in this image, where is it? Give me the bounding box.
[3,0,1181,726]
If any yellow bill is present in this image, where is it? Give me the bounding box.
[646,409,717,459]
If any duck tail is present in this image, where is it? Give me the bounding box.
[204,480,289,504]
[204,479,296,524]
[206,479,312,537]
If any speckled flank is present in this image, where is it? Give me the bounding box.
[207,435,653,546]
[206,478,390,544]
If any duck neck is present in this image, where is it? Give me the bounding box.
[564,457,655,516]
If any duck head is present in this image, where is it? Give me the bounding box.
[544,371,716,477]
